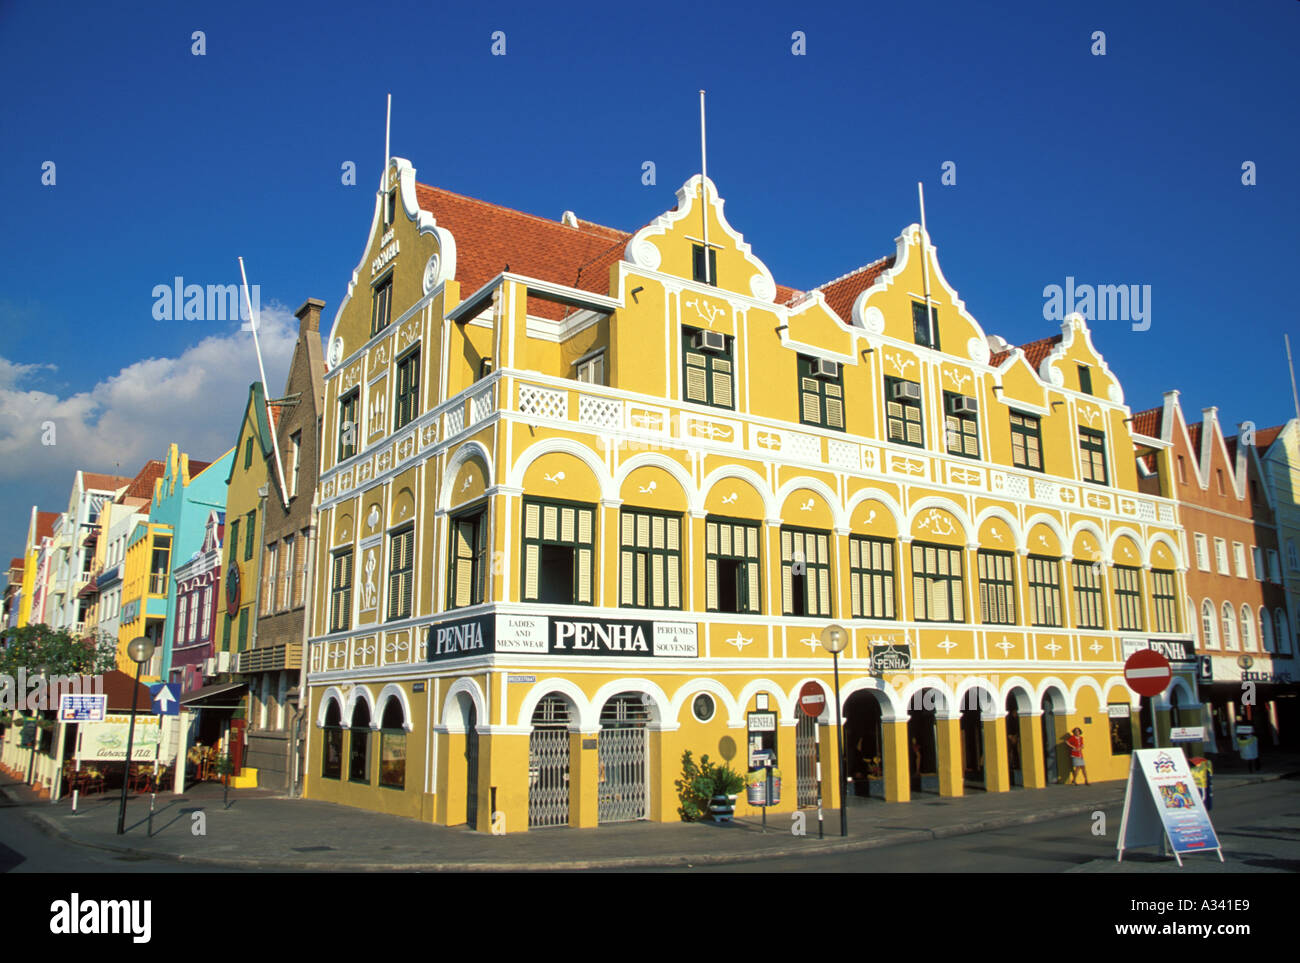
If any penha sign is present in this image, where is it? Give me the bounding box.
[426,614,699,661]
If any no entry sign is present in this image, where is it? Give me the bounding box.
[1124,648,1172,697]
[798,681,827,718]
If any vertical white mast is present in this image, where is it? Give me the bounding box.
[239,256,289,509]
[384,93,392,180]
[1288,334,1300,424]
[918,181,935,346]
[699,89,711,285]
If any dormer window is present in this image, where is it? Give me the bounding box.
[384,189,396,226]
[912,301,939,350]
[371,275,393,336]
[1077,364,1093,396]
[692,244,717,286]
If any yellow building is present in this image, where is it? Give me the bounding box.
[117,520,172,676]
[303,159,1194,832]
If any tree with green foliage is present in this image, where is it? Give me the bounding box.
[0,624,118,681]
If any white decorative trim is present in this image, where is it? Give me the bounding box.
[625,175,778,304]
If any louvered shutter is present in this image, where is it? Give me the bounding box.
[906,407,923,445]
[621,549,635,605]
[712,358,733,408]
[473,514,487,604]
[524,502,540,540]
[746,561,760,612]
[524,544,539,600]
[454,521,473,607]
[801,378,821,423]
[817,534,831,614]
[825,385,844,429]
[577,548,592,603]
[685,354,708,403]
[668,555,680,608]
[705,558,718,610]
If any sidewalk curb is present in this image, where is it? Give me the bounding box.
[2,770,1293,871]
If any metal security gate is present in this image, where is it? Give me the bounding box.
[598,693,650,824]
[529,696,571,828]
[465,702,479,829]
[796,714,818,807]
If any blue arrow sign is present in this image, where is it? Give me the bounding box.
[149,683,180,716]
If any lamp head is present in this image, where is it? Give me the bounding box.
[127,636,155,665]
[819,623,849,654]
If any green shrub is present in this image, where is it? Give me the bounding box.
[675,750,745,821]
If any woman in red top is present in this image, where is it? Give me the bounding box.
[1065,727,1088,785]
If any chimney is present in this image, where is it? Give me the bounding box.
[295,298,325,334]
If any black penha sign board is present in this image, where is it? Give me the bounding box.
[425,614,699,661]
[870,643,912,672]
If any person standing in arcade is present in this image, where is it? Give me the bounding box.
[1065,727,1088,785]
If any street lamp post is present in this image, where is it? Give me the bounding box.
[819,623,850,838]
[116,635,155,835]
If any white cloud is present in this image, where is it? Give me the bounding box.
[0,305,304,506]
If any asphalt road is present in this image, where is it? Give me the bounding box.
[681,777,1300,873]
[0,796,243,873]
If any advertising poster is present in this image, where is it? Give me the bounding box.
[76,714,162,762]
[1117,747,1223,865]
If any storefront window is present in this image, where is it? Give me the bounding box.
[349,702,371,784]
[379,698,407,790]
[1108,703,1133,755]
[322,701,343,779]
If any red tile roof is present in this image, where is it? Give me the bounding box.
[83,471,132,492]
[123,460,165,500]
[1018,335,1063,370]
[1130,407,1163,439]
[813,256,895,324]
[1255,425,1283,453]
[415,184,632,320]
[188,459,214,478]
[35,511,59,540]
[9,557,23,569]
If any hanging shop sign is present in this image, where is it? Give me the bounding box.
[870,643,911,672]
[76,714,162,762]
[426,613,699,661]
[1201,654,1292,685]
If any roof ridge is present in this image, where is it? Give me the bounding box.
[813,254,894,293]
[415,182,628,240]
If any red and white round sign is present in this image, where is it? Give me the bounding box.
[798,681,827,718]
[1123,648,1172,697]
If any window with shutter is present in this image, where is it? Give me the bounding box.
[849,536,895,619]
[911,542,964,621]
[521,498,595,605]
[681,327,735,410]
[619,509,682,609]
[977,550,1016,624]
[797,355,846,431]
[1113,565,1143,631]
[387,527,414,620]
[1151,569,1178,632]
[780,527,833,617]
[1026,556,1062,627]
[705,517,762,614]
[394,349,420,431]
[371,275,393,335]
[884,377,924,448]
[912,301,940,349]
[1010,412,1043,471]
[1071,561,1105,629]
[331,550,353,632]
[1078,428,1108,485]
[447,508,487,609]
[338,390,359,461]
[944,392,980,459]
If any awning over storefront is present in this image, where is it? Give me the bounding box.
[178,681,247,709]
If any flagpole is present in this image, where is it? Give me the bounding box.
[918,182,935,346]
[239,257,290,508]
[384,93,392,179]
[699,90,711,285]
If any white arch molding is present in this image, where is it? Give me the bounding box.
[1035,678,1073,714]
[614,453,699,512]
[440,677,487,733]
[733,678,794,722]
[897,676,957,719]
[836,676,905,722]
[975,505,1025,553]
[1022,512,1068,554]
[953,676,1004,720]
[514,678,594,732]
[439,441,494,512]
[774,476,848,531]
[506,438,615,499]
[375,683,414,732]
[344,684,376,726]
[589,678,673,730]
[1107,526,1148,566]
[843,488,906,533]
[1146,532,1183,570]
[904,497,973,542]
[316,685,346,727]
[699,464,777,520]
[669,678,742,728]
[999,677,1036,715]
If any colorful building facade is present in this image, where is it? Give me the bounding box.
[301,160,1194,832]
[171,510,224,695]
[1133,394,1295,752]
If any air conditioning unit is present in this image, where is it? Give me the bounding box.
[216,651,231,673]
[811,358,841,379]
[693,330,727,353]
[204,657,217,676]
[950,395,979,416]
[891,381,922,402]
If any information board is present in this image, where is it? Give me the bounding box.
[1117,747,1223,866]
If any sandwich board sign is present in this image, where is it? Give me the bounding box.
[1116,747,1223,865]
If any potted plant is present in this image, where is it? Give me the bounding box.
[705,761,745,823]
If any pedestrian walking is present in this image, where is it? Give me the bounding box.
[1065,727,1088,785]
[1236,729,1259,773]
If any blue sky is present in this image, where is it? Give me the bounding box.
[1,0,1298,566]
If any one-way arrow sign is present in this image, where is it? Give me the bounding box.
[149,682,180,716]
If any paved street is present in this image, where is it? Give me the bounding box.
[683,776,1300,873]
[1,759,1295,872]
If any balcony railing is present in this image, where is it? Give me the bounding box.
[236,643,302,674]
[149,573,168,595]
